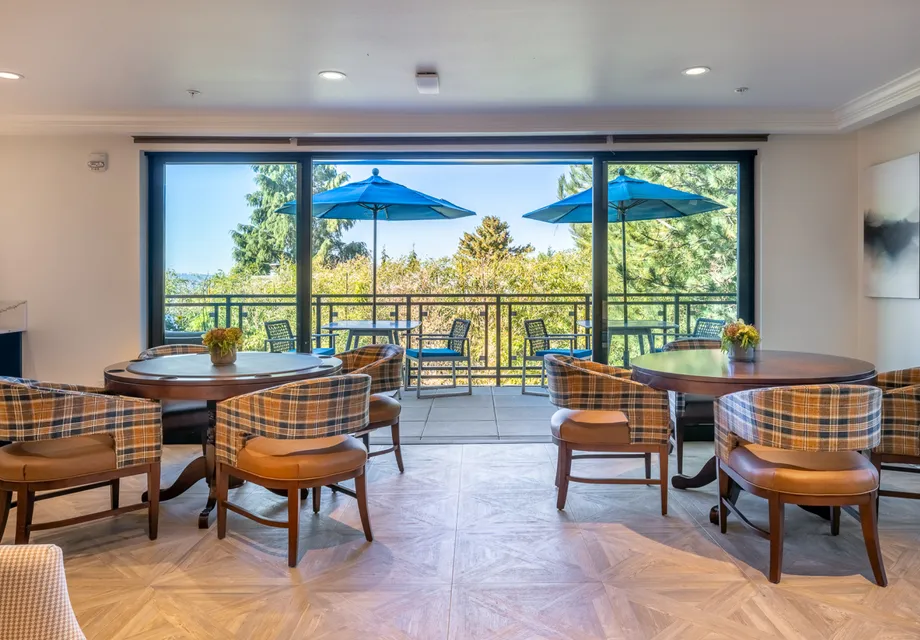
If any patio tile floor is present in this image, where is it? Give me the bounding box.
[371,385,554,445]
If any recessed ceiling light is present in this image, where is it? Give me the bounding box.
[681,66,710,76]
[0,71,24,80]
[318,70,346,81]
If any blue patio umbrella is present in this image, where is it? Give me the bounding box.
[277,168,475,319]
[523,168,726,306]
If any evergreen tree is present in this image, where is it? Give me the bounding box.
[230,164,368,273]
[559,164,737,294]
[457,215,534,261]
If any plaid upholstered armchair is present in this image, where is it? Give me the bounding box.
[138,344,208,359]
[716,384,885,585]
[0,378,162,544]
[215,374,372,567]
[337,344,405,471]
[661,337,721,474]
[870,367,920,501]
[138,344,210,445]
[544,355,671,514]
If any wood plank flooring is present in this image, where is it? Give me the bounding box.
[3,442,920,639]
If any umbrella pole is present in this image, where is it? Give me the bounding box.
[372,210,378,324]
[620,208,629,366]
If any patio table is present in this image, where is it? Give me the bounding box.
[577,319,679,366]
[322,320,421,351]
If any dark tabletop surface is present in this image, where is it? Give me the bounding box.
[124,352,328,379]
[631,349,876,386]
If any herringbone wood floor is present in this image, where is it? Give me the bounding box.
[4,442,920,639]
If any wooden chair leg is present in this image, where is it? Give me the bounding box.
[216,463,229,540]
[768,496,785,584]
[859,498,887,587]
[718,462,730,533]
[147,463,160,541]
[644,453,652,480]
[555,443,564,488]
[110,478,120,510]
[355,470,373,542]
[675,421,685,475]
[312,486,321,513]
[0,489,10,541]
[392,422,404,473]
[870,452,882,514]
[831,506,841,536]
[659,444,669,516]
[287,486,300,567]
[15,487,31,544]
[556,444,572,510]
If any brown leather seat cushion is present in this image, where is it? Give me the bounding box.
[728,444,879,496]
[236,435,367,480]
[550,409,630,445]
[368,394,400,427]
[0,435,117,482]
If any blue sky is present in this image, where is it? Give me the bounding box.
[165,162,586,274]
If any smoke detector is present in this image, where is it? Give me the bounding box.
[416,72,439,95]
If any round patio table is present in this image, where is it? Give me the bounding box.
[631,349,877,524]
[104,352,342,528]
[322,320,421,350]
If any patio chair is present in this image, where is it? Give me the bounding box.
[0,545,86,639]
[264,319,337,356]
[0,378,161,544]
[215,374,372,567]
[716,384,885,585]
[870,366,920,501]
[404,318,472,399]
[522,318,591,396]
[661,337,721,474]
[545,355,670,514]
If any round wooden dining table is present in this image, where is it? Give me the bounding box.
[631,349,877,523]
[104,352,342,528]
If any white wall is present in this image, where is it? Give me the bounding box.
[757,135,859,355]
[0,136,144,384]
[857,106,920,371]
[0,133,864,384]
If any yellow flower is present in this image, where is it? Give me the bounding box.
[202,327,244,356]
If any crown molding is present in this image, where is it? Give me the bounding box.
[835,67,920,131]
[0,107,838,137]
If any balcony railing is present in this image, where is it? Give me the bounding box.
[165,291,736,384]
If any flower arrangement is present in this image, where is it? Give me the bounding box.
[202,327,243,362]
[721,319,761,356]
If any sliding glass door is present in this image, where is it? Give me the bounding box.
[601,160,742,366]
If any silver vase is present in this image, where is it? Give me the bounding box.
[210,346,237,366]
[727,343,755,362]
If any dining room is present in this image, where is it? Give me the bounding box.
[2,2,920,638]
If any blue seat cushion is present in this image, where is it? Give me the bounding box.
[535,348,592,358]
[406,348,462,359]
[312,347,336,356]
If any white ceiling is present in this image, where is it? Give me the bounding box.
[2,0,920,133]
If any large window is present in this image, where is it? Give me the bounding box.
[153,158,303,351]
[147,150,754,376]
